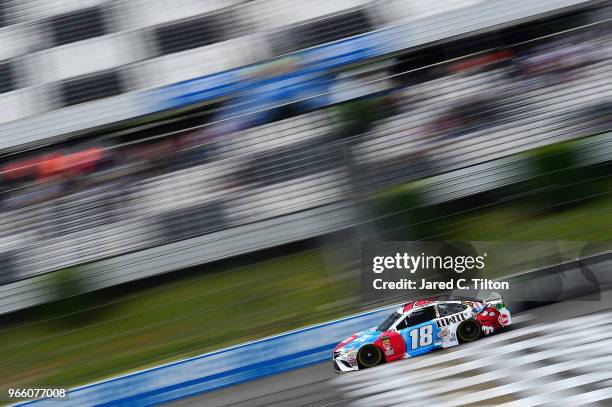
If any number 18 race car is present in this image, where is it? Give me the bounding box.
[332,295,511,372]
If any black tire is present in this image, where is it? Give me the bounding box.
[357,345,383,369]
[457,320,481,343]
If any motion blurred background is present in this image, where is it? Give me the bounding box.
[0,0,611,403]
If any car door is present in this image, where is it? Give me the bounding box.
[396,306,440,357]
[436,302,469,348]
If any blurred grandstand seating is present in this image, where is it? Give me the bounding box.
[0,0,610,288]
[356,34,612,187]
[1,25,611,283]
[0,0,385,123]
[0,0,600,126]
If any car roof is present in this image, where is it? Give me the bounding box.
[401,295,485,313]
[401,299,437,313]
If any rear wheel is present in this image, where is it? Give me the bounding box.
[457,320,481,343]
[358,345,383,369]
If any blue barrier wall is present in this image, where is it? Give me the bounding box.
[18,250,612,406]
[18,305,397,406]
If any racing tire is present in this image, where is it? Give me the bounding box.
[357,345,383,369]
[457,320,481,343]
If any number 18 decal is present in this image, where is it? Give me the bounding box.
[408,325,433,349]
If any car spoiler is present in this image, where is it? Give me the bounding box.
[483,292,504,303]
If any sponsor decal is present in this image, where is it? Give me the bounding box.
[437,327,449,338]
[436,312,467,328]
[498,313,510,326]
[477,307,502,335]
[381,336,394,356]
[437,327,457,343]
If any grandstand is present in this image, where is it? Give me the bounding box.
[0,0,609,303]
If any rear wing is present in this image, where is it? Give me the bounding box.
[484,292,504,304]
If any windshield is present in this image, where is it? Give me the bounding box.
[377,311,402,331]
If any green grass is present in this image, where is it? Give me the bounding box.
[0,248,357,398]
[444,191,612,241]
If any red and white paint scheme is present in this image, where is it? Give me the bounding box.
[332,294,512,372]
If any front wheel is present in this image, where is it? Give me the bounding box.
[357,345,383,369]
[457,320,481,343]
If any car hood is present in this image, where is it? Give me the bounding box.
[334,327,381,351]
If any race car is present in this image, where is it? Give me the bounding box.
[332,295,511,372]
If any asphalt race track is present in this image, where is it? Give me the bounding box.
[169,290,612,407]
